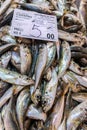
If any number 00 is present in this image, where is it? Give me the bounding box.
[47,33,54,39]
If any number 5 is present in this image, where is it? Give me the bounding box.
[32,24,41,37]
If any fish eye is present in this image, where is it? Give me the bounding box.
[43,100,47,105]
[26,77,29,80]
[19,75,21,78]
[37,95,40,99]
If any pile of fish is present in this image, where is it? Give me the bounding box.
[0,0,87,130]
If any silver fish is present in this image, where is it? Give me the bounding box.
[62,71,87,92]
[3,95,20,130]
[0,26,16,43]
[11,50,21,71]
[42,68,58,112]
[69,60,84,76]
[53,0,66,18]
[0,51,11,68]
[35,44,47,91]
[16,88,30,130]
[20,44,32,75]
[44,42,56,73]
[44,95,65,130]
[67,100,87,130]
[72,92,87,102]
[58,41,71,79]
[0,67,34,86]
[1,35,16,44]
[16,2,52,14]
[58,29,83,42]
[69,71,87,88]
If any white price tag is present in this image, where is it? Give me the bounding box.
[10,9,58,41]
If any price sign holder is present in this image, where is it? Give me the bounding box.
[10,9,58,42]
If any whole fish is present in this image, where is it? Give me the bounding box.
[58,41,71,79]
[26,104,47,122]
[16,2,52,14]
[16,88,30,130]
[42,68,58,112]
[20,44,32,75]
[3,95,20,130]
[67,100,87,130]
[35,44,47,91]
[0,67,34,86]
[44,95,65,130]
